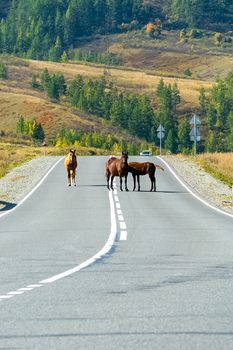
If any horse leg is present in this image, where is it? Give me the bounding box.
[67,170,71,186]
[132,174,136,191]
[110,175,114,190]
[149,175,156,191]
[125,174,129,191]
[106,170,110,190]
[120,176,123,191]
[137,175,140,191]
[72,170,76,186]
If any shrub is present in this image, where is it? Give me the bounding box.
[188,29,203,38]
[184,68,192,77]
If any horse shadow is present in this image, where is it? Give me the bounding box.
[0,200,17,212]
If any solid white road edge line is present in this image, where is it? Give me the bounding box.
[0,157,64,219]
[39,190,117,284]
[158,156,233,219]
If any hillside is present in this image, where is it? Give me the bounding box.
[74,31,233,81]
[0,55,213,138]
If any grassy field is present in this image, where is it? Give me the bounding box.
[0,141,109,180]
[195,153,233,187]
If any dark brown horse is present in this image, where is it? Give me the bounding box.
[106,152,129,191]
[128,162,164,192]
[64,149,78,186]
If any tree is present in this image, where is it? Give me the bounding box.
[48,36,62,61]
[0,62,7,79]
[60,50,68,63]
[41,68,51,91]
[110,93,125,127]
[178,118,191,153]
[155,79,179,152]
[32,122,45,141]
[16,115,25,134]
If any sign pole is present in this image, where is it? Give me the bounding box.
[194,114,197,155]
[190,114,201,156]
[157,124,165,156]
[160,134,162,156]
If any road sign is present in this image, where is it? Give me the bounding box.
[157,131,165,139]
[190,114,201,125]
[190,114,201,155]
[157,125,165,132]
[189,128,200,137]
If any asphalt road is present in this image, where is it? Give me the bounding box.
[0,156,233,350]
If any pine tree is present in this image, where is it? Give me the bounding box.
[32,122,45,141]
[16,116,25,134]
[178,118,191,153]
[0,62,7,79]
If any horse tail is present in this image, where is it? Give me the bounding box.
[155,164,164,171]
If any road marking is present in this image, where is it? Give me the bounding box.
[39,190,118,284]
[158,156,233,219]
[0,295,14,299]
[0,161,128,301]
[113,182,127,241]
[120,230,127,241]
[120,221,127,230]
[8,291,24,295]
[27,284,43,288]
[118,214,124,221]
[18,288,33,291]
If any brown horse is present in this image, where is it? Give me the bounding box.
[106,152,129,191]
[128,162,164,192]
[64,149,78,186]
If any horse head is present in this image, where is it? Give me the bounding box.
[68,149,76,164]
[121,151,128,165]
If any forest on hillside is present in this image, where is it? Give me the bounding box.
[0,0,232,61]
[26,68,233,153]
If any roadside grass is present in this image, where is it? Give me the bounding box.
[194,153,233,187]
[0,142,109,180]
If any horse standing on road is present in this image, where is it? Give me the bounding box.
[106,152,129,191]
[128,162,164,192]
[65,149,77,186]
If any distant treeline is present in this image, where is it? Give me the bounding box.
[32,68,233,153]
[73,50,123,66]
[0,0,232,61]
[55,129,148,155]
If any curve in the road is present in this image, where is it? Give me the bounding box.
[158,156,233,219]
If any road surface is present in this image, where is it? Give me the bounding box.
[0,156,232,350]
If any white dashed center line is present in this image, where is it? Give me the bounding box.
[0,166,128,302]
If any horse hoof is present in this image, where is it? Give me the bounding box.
[68,184,71,187]
[126,189,129,192]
